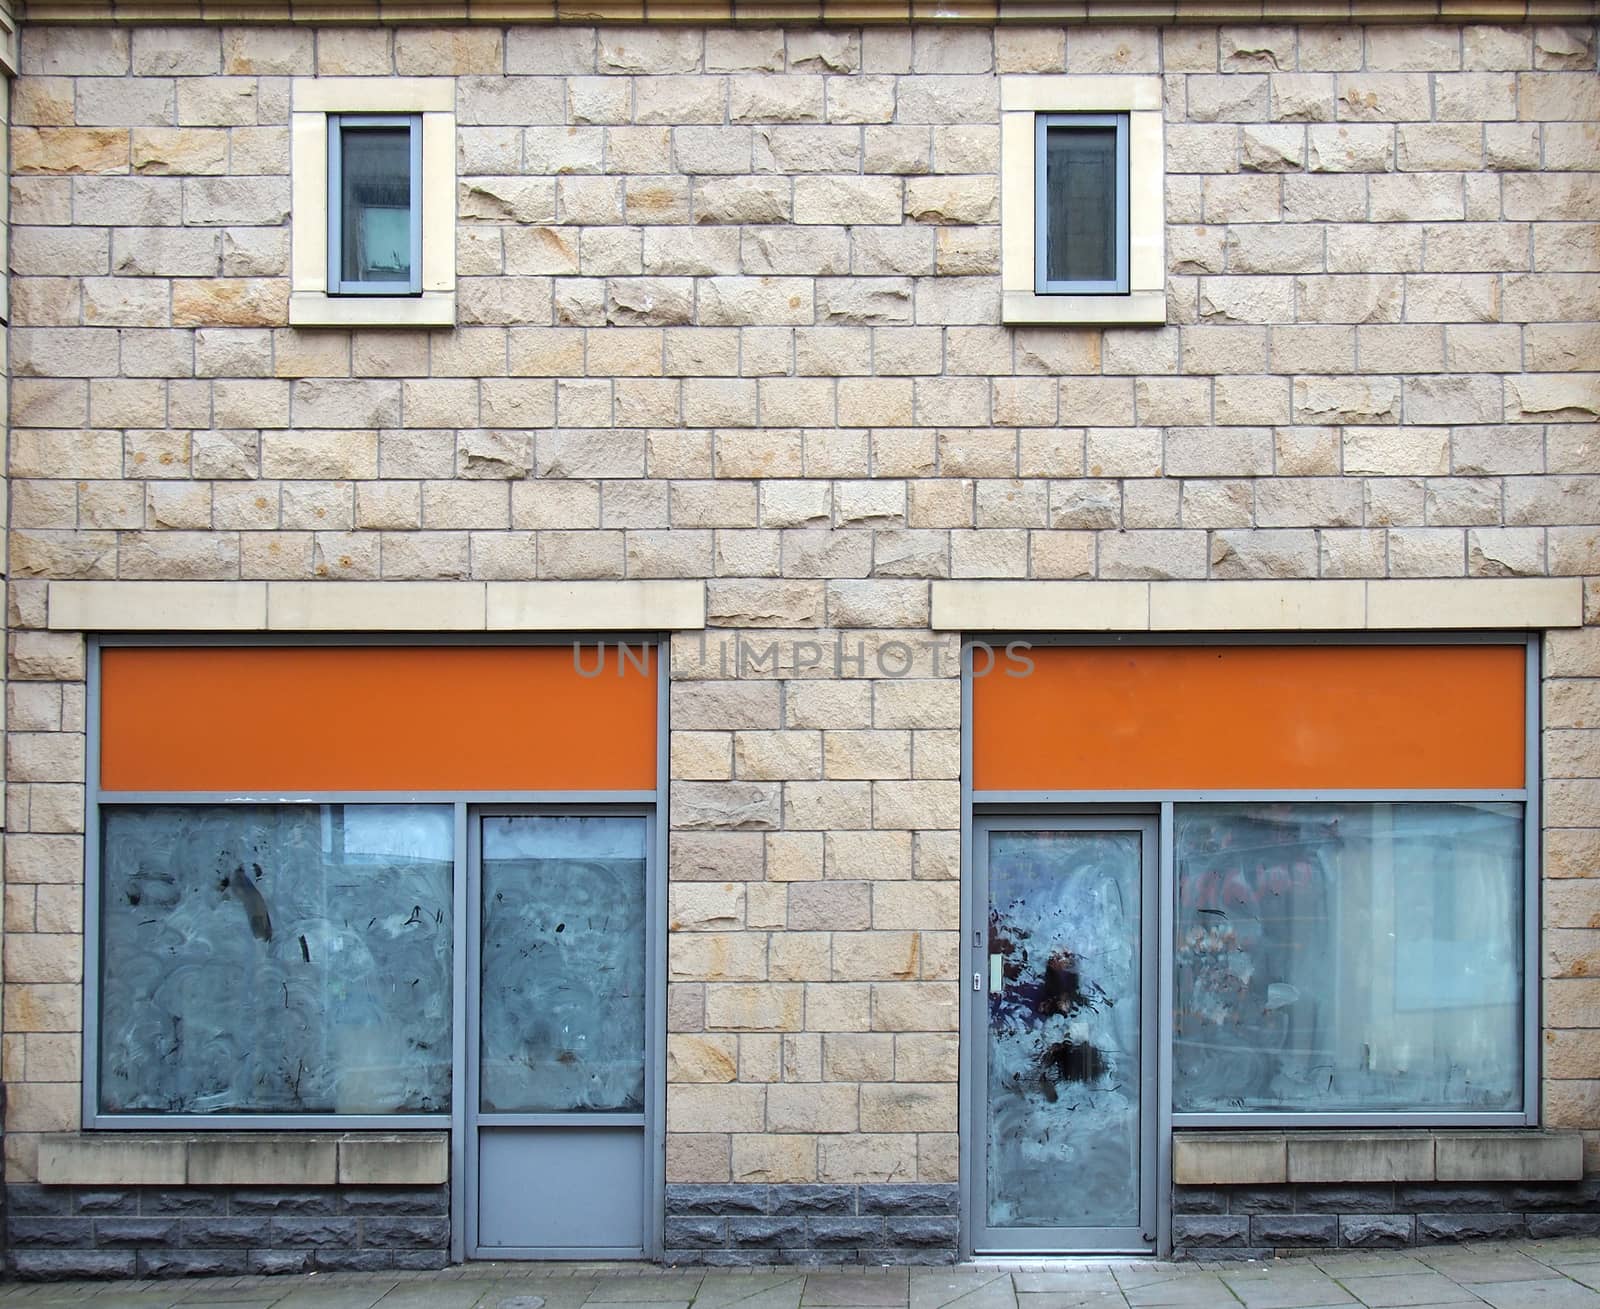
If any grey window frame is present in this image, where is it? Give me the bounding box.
[464,802,657,1261]
[327,112,423,297]
[958,631,1541,1259]
[82,635,668,1135]
[1034,112,1130,296]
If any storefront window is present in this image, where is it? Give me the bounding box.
[98,804,454,1116]
[1174,802,1522,1116]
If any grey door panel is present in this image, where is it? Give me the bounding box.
[477,1125,646,1255]
[468,811,653,1257]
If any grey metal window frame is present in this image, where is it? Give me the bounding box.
[327,113,423,297]
[84,632,670,1263]
[958,631,1542,1259]
[1033,112,1130,296]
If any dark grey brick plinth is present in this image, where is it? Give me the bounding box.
[5,1184,450,1279]
[665,1184,959,1265]
[1173,1180,1600,1259]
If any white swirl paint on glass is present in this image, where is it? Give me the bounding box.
[99,804,453,1115]
[1174,801,1523,1114]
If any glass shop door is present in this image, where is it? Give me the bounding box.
[972,816,1158,1254]
[466,810,654,1258]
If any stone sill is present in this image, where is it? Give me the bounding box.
[1002,290,1167,327]
[36,1132,448,1188]
[1174,1130,1584,1187]
[288,290,455,328]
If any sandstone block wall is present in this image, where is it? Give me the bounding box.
[1,18,1596,1236]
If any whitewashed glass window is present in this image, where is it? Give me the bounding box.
[98,804,453,1116]
[479,815,648,1115]
[1173,802,1523,1115]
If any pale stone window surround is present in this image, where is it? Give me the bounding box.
[0,0,16,78]
[1000,76,1164,327]
[290,78,455,328]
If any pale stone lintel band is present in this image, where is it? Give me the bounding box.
[930,578,1587,632]
[45,580,708,633]
[20,0,1600,21]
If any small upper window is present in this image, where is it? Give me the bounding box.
[290,78,454,328]
[1000,76,1163,326]
[329,115,421,296]
[1035,113,1128,296]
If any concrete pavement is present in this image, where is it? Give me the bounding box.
[4,1236,1600,1309]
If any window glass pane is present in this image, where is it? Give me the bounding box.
[480,815,648,1114]
[99,804,453,1115]
[987,830,1142,1229]
[1174,802,1523,1115]
[1044,124,1117,285]
[340,123,413,285]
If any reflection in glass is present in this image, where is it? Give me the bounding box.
[340,122,413,285]
[987,830,1141,1228]
[480,815,647,1114]
[99,804,453,1115]
[1174,802,1523,1114]
[1044,125,1117,285]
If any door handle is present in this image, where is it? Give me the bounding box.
[989,952,1003,994]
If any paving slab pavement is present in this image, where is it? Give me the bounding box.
[4,1238,1600,1309]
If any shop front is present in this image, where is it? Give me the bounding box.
[962,637,1564,1257]
[9,591,1594,1273]
[76,637,666,1266]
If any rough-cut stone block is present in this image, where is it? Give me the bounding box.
[857,1184,957,1214]
[93,1217,181,1247]
[1416,1212,1526,1242]
[726,1215,807,1248]
[361,1216,450,1247]
[12,1248,137,1278]
[9,1215,96,1247]
[257,1215,358,1250]
[1250,1214,1337,1246]
[1172,1215,1249,1247]
[1529,1212,1600,1238]
[666,1215,727,1247]
[768,1185,854,1215]
[1341,1214,1415,1246]
[181,1216,263,1247]
[808,1215,884,1246]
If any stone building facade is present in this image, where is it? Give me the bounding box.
[0,2,1597,1276]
